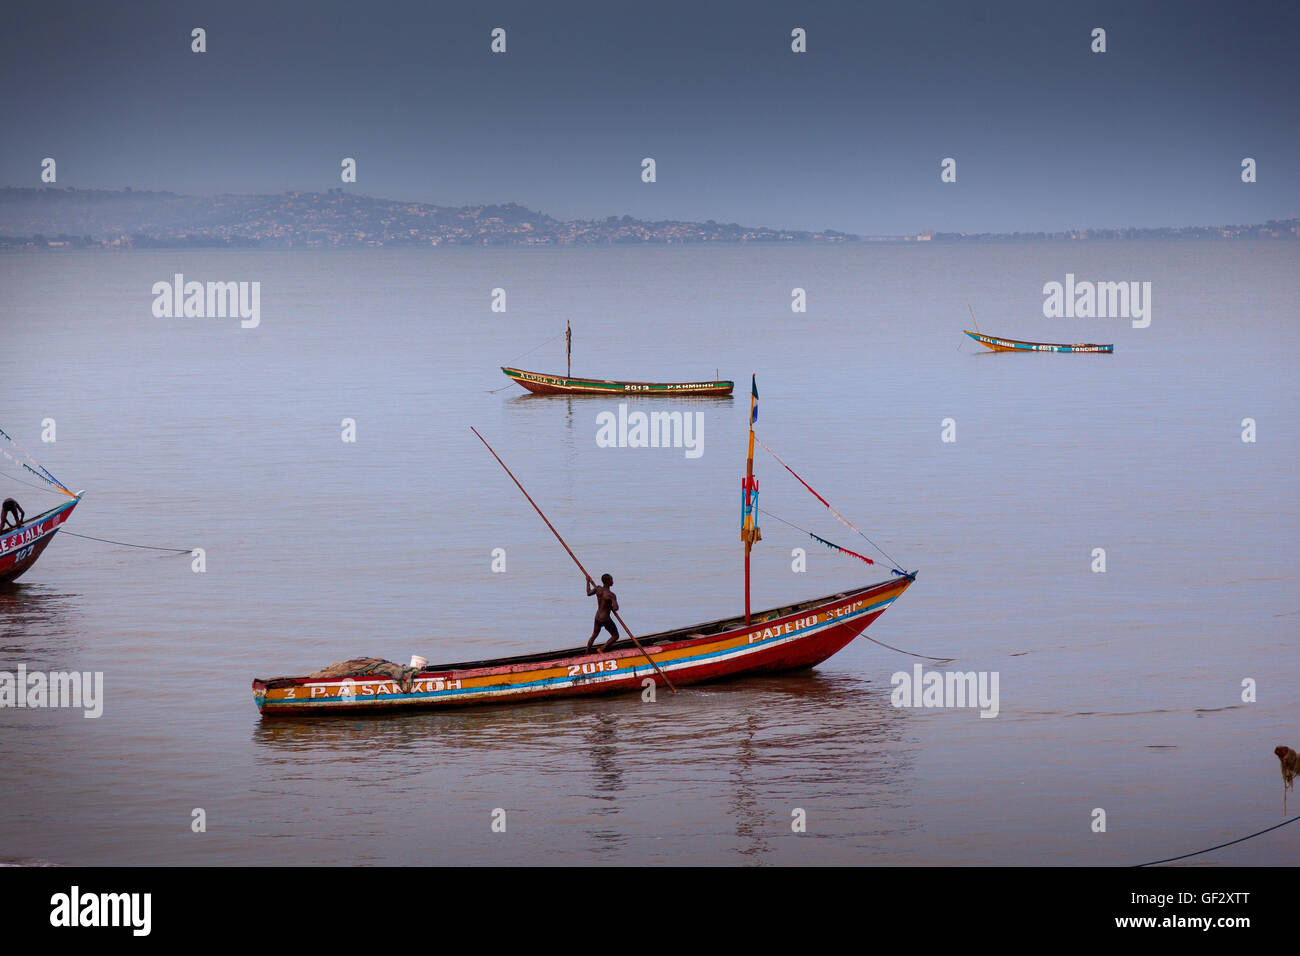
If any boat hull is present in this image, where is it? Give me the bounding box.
[0,498,79,584]
[253,575,913,716]
[964,330,1113,353]
[502,366,734,396]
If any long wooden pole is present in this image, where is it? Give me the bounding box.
[566,320,571,379]
[743,374,756,625]
[470,427,677,693]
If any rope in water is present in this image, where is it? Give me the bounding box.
[57,530,192,553]
[1134,812,1300,866]
[0,465,191,553]
[858,627,953,663]
[0,448,188,553]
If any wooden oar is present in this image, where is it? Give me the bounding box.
[471,427,678,693]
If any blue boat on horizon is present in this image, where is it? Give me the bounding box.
[964,330,1114,353]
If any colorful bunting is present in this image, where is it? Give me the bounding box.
[809,532,874,565]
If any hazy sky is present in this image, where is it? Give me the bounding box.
[2,0,1296,234]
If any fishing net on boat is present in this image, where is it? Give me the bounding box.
[305,658,421,691]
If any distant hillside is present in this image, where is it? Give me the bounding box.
[0,188,1294,248]
[0,187,854,248]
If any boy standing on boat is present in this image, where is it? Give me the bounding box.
[1,498,23,531]
[586,574,620,652]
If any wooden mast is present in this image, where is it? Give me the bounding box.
[471,427,678,693]
[742,374,759,625]
[566,320,571,379]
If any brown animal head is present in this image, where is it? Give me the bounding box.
[1278,747,1298,783]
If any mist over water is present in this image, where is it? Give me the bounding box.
[1,242,1296,864]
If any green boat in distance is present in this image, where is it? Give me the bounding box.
[500,366,735,396]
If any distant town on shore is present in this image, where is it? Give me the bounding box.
[1,187,1296,249]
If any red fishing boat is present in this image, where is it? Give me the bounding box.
[253,578,912,715]
[0,427,80,584]
[253,377,915,716]
[501,322,733,396]
[0,498,80,584]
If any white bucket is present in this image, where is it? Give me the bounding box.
[409,655,428,670]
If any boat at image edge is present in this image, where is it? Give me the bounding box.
[0,498,80,584]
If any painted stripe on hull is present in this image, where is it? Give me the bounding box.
[273,599,891,707]
[502,366,734,396]
[0,499,78,584]
[255,579,909,715]
[257,612,885,713]
[963,331,1112,353]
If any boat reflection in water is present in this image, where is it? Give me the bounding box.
[249,670,915,864]
[0,585,83,652]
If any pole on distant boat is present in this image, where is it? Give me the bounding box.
[470,427,677,693]
[741,374,760,625]
[566,320,571,379]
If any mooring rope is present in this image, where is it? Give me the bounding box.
[0,444,71,496]
[58,530,192,553]
[1134,813,1300,866]
[759,508,881,568]
[490,330,568,391]
[505,330,565,365]
[756,508,950,662]
[754,436,906,571]
[0,466,66,498]
[0,427,73,496]
[860,629,953,663]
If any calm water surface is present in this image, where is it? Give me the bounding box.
[1,242,1296,864]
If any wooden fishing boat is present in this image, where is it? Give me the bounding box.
[254,374,915,717]
[253,576,913,715]
[964,330,1113,353]
[500,322,733,395]
[501,366,734,396]
[0,498,80,584]
[0,426,81,584]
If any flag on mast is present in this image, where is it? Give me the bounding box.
[741,374,761,546]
